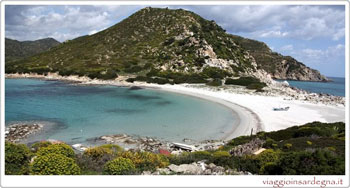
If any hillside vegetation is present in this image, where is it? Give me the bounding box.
[6,7,327,83]
[5,121,344,175]
[5,38,60,62]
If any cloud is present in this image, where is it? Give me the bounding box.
[5,5,142,42]
[178,5,345,41]
[296,44,344,65]
[280,44,294,51]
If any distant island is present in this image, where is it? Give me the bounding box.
[4,7,345,176]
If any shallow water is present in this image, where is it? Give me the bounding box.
[5,79,237,144]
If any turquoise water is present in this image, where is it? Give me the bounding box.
[276,77,345,97]
[5,79,236,144]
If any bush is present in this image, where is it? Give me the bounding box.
[31,153,81,175]
[103,157,136,175]
[84,147,113,160]
[30,141,52,153]
[37,143,75,158]
[169,151,212,165]
[211,151,231,167]
[263,138,277,148]
[206,79,222,86]
[284,143,293,150]
[277,149,345,175]
[5,142,32,175]
[225,77,264,88]
[99,144,124,153]
[246,83,266,90]
[119,151,169,172]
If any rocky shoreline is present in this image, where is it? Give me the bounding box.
[88,134,227,154]
[5,123,44,143]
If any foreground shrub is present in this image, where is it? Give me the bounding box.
[77,145,123,173]
[119,151,169,172]
[103,157,135,175]
[37,143,75,158]
[168,151,212,165]
[5,142,32,175]
[30,141,52,153]
[31,153,81,175]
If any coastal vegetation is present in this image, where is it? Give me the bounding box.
[5,121,345,175]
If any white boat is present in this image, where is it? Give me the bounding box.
[172,142,197,151]
[273,106,290,111]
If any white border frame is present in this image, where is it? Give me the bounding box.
[1,1,349,187]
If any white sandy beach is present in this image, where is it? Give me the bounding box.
[5,73,346,141]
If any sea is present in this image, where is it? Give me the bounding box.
[5,78,237,144]
[276,77,345,97]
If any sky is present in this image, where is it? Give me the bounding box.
[5,5,346,77]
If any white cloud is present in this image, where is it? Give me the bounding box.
[297,44,344,65]
[280,44,294,51]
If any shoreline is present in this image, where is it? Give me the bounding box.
[5,73,345,142]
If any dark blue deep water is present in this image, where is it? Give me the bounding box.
[5,79,236,144]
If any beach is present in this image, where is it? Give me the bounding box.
[5,73,346,141]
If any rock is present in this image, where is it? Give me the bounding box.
[168,163,202,174]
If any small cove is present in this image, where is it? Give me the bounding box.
[5,78,238,145]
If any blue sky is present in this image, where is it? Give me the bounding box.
[5,5,346,77]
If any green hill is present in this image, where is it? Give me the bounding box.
[5,7,328,82]
[5,38,60,62]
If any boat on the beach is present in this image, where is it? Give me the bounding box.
[273,106,290,111]
[172,142,197,151]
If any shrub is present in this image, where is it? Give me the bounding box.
[30,141,52,153]
[99,144,124,153]
[31,153,81,175]
[211,151,231,167]
[119,151,169,172]
[168,151,212,165]
[206,78,222,86]
[84,147,113,160]
[263,138,277,148]
[37,143,75,158]
[5,142,32,175]
[225,77,261,86]
[284,143,293,150]
[246,83,266,90]
[103,157,136,175]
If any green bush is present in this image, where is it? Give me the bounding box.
[30,141,52,153]
[83,147,113,160]
[99,144,124,153]
[277,149,345,175]
[103,157,136,175]
[31,153,81,175]
[263,138,277,148]
[206,78,222,86]
[168,151,212,165]
[78,145,123,174]
[5,142,32,175]
[284,143,293,150]
[225,77,261,86]
[119,151,169,172]
[37,143,75,158]
[246,83,266,90]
